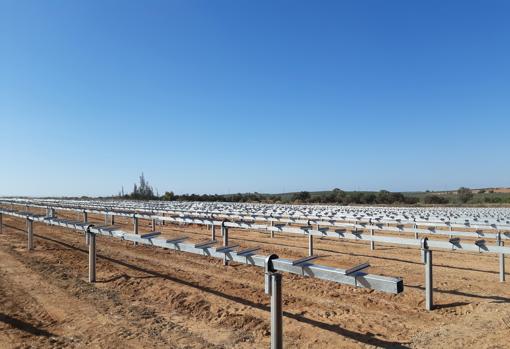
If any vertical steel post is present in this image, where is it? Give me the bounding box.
[27,218,33,251]
[211,224,216,240]
[270,273,283,349]
[223,224,228,266]
[83,211,89,245]
[0,213,3,234]
[270,220,274,238]
[83,211,88,222]
[424,249,433,310]
[111,214,115,225]
[369,219,375,250]
[414,222,418,239]
[498,233,505,282]
[152,218,156,230]
[308,234,313,256]
[88,231,96,283]
[133,215,139,246]
[133,216,139,234]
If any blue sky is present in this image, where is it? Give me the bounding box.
[1,1,509,196]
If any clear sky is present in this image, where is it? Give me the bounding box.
[1,1,509,197]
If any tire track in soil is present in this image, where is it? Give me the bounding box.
[8,215,413,347]
[0,223,228,349]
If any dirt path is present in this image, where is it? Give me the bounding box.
[1,213,510,348]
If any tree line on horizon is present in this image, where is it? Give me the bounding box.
[118,174,510,205]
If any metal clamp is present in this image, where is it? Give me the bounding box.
[449,237,461,250]
[420,237,429,250]
[264,254,279,294]
[292,255,319,266]
[264,254,279,273]
[421,237,429,263]
[141,232,161,239]
[344,262,370,276]
[236,247,260,257]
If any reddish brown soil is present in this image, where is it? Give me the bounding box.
[1,210,509,348]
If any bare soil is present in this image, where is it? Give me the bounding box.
[1,211,509,348]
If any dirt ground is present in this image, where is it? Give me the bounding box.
[1,210,510,348]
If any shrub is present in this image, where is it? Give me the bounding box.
[423,195,449,205]
[457,187,473,203]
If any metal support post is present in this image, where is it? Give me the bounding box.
[133,215,139,246]
[419,238,433,310]
[88,231,96,283]
[270,273,283,349]
[211,224,216,240]
[83,211,89,245]
[308,234,313,256]
[152,218,156,230]
[0,213,3,234]
[422,246,433,311]
[222,223,228,266]
[369,219,375,250]
[264,254,282,349]
[27,218,33,251]
[270,220,274,238]
[111,214,115,225]
[498,233,505,282]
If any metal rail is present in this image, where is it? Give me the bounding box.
[4,201,510,254]
[4,199,510,230]
[0,208,403,294]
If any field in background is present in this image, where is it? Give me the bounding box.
[270,187,510,205]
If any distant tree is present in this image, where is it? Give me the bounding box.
[129,173,156,200]
[333,189,346,204]
[423,195,449,205]
[349,192,363,204]
[404,196,420,205]
[162,191,175,201]
[376,190,392,204]
[478,189,486,194]
[457,187,473,203]
[270,195,282,203]
[292,191,311,202]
